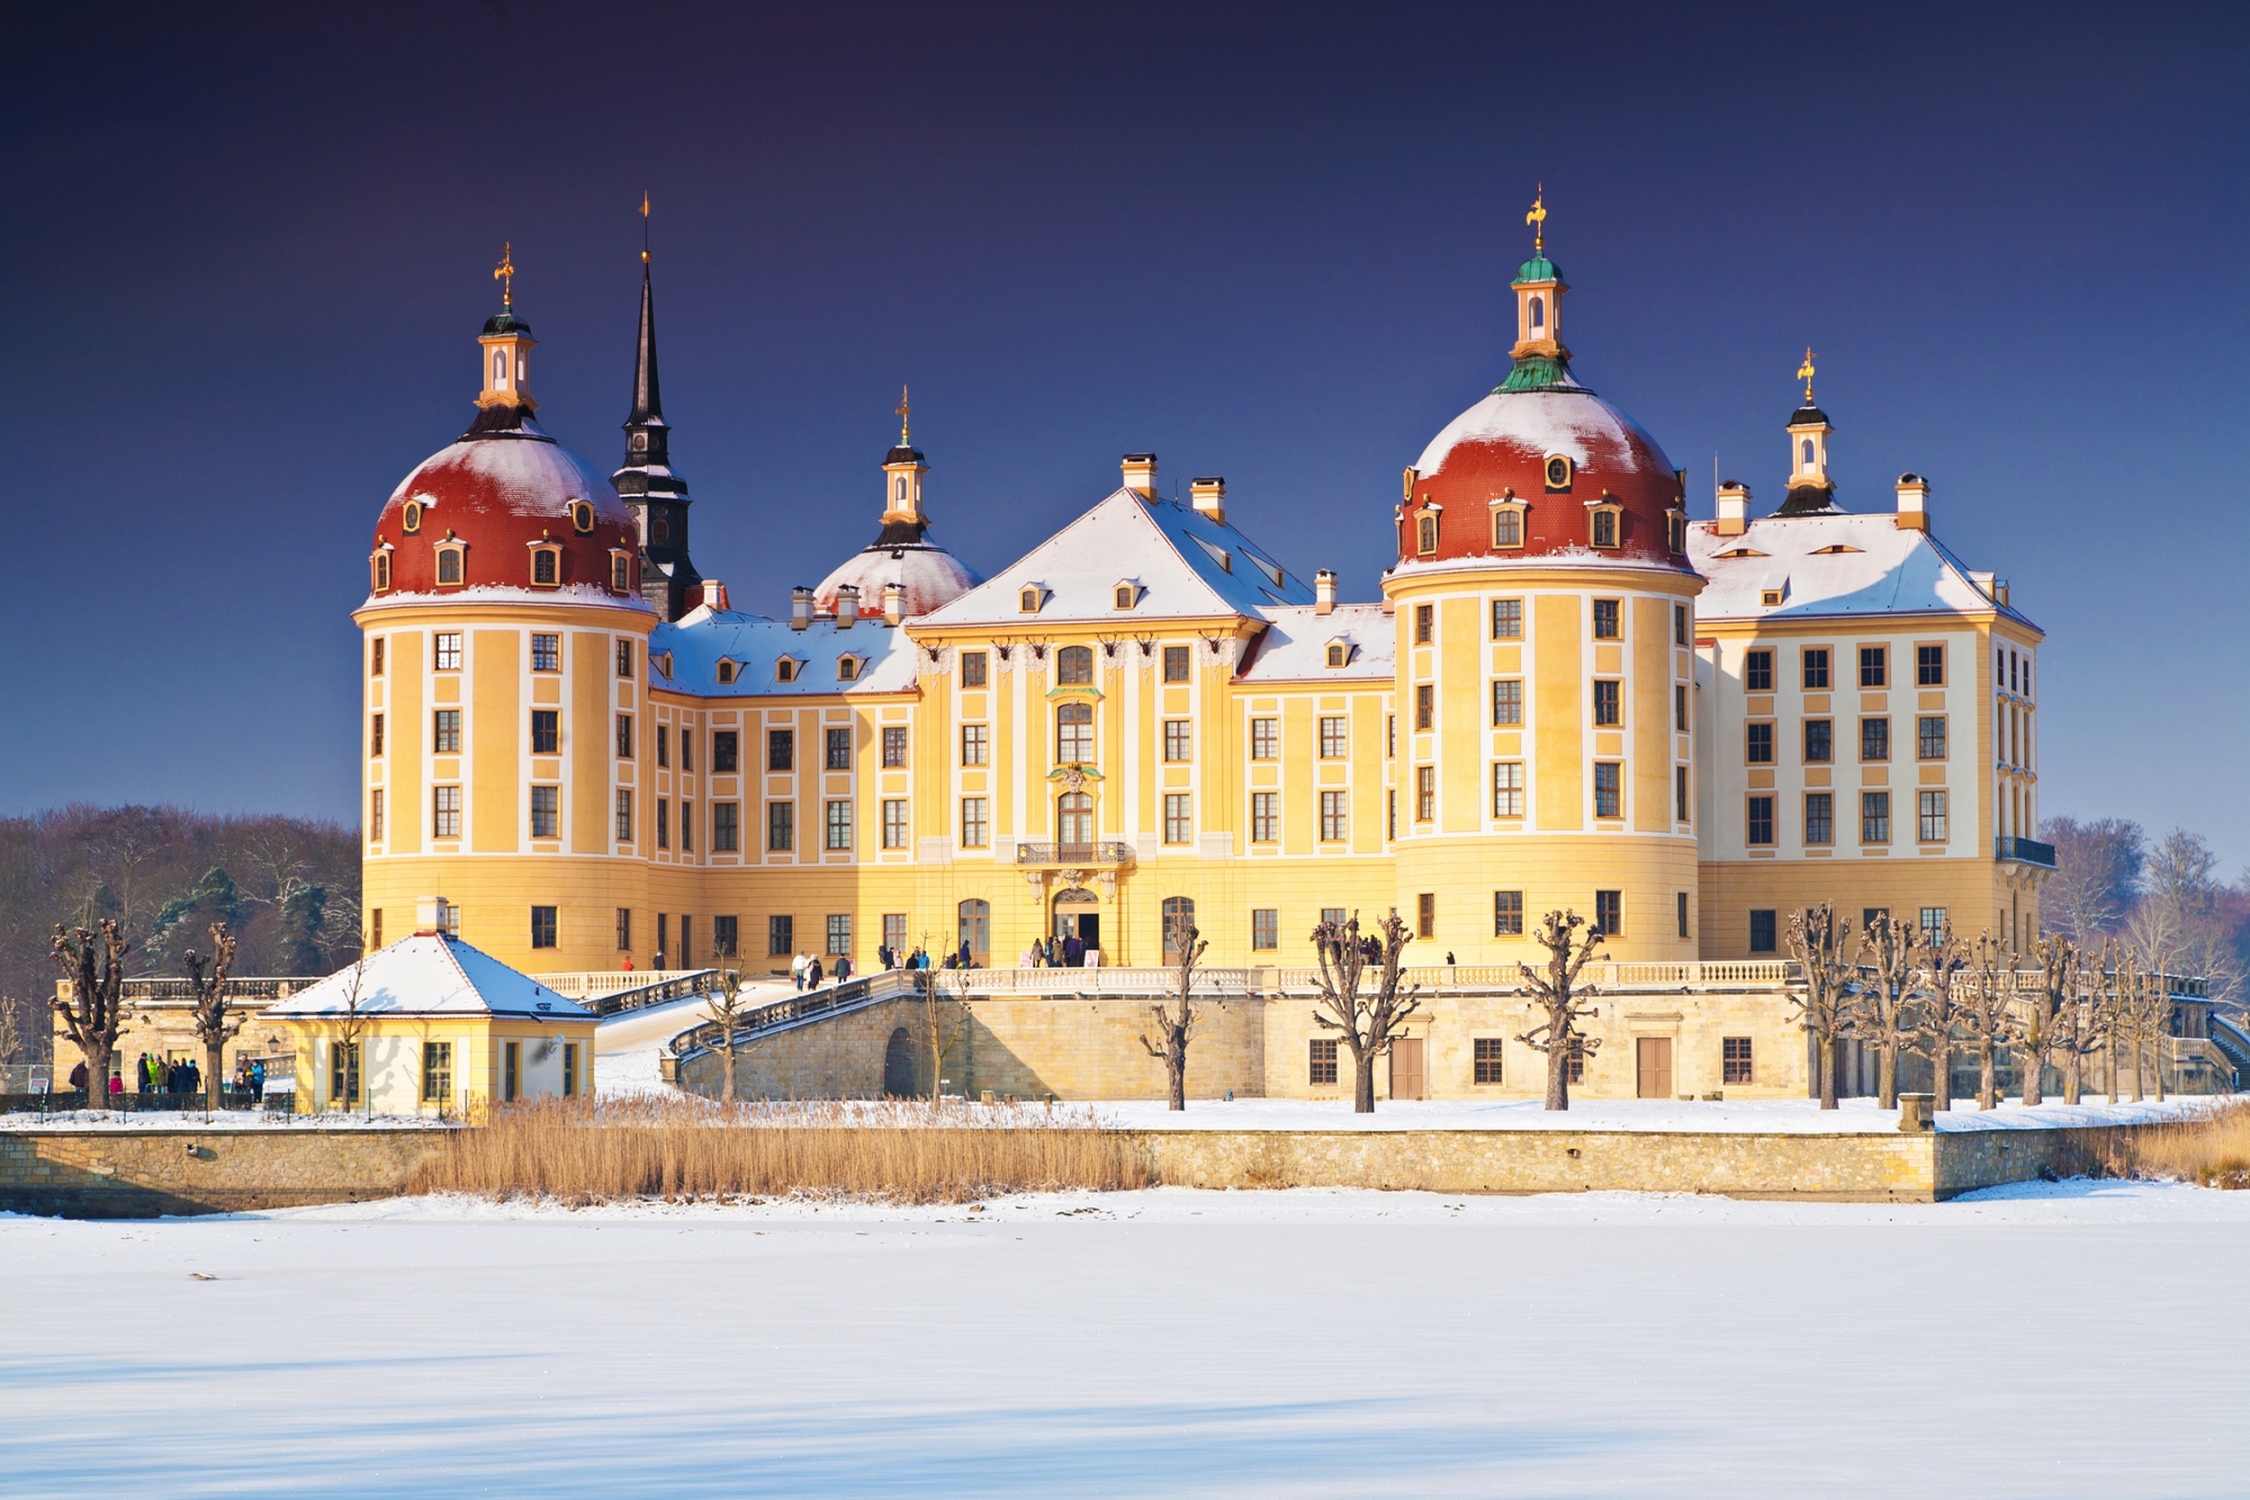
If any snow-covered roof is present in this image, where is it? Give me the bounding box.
[266,934,594,1022]
[916,489,1315,628]
[357,583,654,614]
[812,541,982,620]
[1237,604,1396,683]
[1687,513,2038,630]
[1414,385,1668,480]
[651,609,921,697]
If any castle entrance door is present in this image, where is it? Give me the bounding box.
[1388,1038,1425,1100]
[1052,887,1100,965]
[1636,1037,1674,1099]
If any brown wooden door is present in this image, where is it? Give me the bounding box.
[1389,1038,1425,1100]
[1636,1037,1673,1099]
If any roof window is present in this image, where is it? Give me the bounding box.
[716,659,738,685]
[1019,585,1045,614]
[570,500,595,535]
[402,501,424,534]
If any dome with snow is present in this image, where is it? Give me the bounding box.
[811,434,982,619]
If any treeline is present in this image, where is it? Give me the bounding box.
[0,805,361,1064]
[2045,818,2247,1013]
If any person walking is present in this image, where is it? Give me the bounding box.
[1063,932,1084,969]
[805,956,823,989]
[834,953,853,985]
[792,951,809,991]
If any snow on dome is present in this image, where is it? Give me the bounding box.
[1413,386,1659,481]
[813,542,981,620]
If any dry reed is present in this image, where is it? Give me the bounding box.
[2088,1098,2250,1189]
[407,1095,1151,1204]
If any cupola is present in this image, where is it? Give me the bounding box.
[1502,187,1574,393]
[477,244,537,410]
[882,385,929,531]
[1777,348,1841,516]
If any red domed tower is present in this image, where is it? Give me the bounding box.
[1384,193,1702,962]
[355,249,658,972]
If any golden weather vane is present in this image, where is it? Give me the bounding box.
[1797,347,1817,404]
[494,242,516,307]
[1526,184,1547,253]
[897,384,911,444]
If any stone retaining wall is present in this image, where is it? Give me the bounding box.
[0,1128,451,1219]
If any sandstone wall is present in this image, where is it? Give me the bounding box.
[0,1128,451,1218]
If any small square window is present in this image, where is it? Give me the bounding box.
[1744,649,1774,692]
[960,651,988,688]
[1251,908,1279,950]
[882,725,908,768]
[1309,1038,1338,1087]
[1474,1037,1505,1085]
[1491,598,1522,639]
[1723,1037,1754,1086]
[1493,890,1523,935]
[1802,647,1830,690]
[1163,645,1191,683]
[1748,909,1777,953]
[530,906,558,949]
[1592,600,1621,639]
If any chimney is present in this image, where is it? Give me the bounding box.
[882,581,906,627]
[835,584,860,628]
[415,895,453,937]
[790,586,813,631]
[1121,453,1158,499]
[1894,472,1930,531]
[1190,476,1226,525]
[698,579,727,612]
[1314,569,1336,616]
[1715,480,1751,537]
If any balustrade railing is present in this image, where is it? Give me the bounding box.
[667,969,928,1062]
[1013,841,1135,866]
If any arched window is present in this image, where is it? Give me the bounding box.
[1416,513,1438,554]
[1056,644,1094,684]
[1326,643,1346,668]
[894,475,907,503]
[957,899,990,967]
[651,515,671,545]
[1020,587,1042,613]
[1529,296,1544,329]
[1162,896,1197,964]
[1056,793,1093,850]
[1056,701,1093,763]
[492,350,507,387]
[1801,438,1815,467]
[372,552,391,591]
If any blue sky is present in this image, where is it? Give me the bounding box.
[1,2,2243,870]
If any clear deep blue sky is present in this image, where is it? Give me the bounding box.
[2,3,2244,870]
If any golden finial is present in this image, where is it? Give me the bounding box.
[1526,184,1547,254]
[641,193,651,264]
[1796,347,1817,404]
[494,242,516,308]
[897,384,911,444]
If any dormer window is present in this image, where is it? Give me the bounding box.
[1544,455,1574,492]
[1587,496,1623,550]
[1325,639,1353,668]
[529,540,562,587]
[570,500,595,535]
[774,658,799,684]
[1666,507,1687,554]
[716,659,739,685]
[370,548,393,592]
[1416,512,1439,555]
[1113,581,1141,610]
[1019,585,1045,614]
[402,501,424,534]
[609,549,633,593]
[652,651,673,679]
[434,537,466,586]
[1490,495,1527,550]
[837,655,861,682]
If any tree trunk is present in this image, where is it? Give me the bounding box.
[1877,1039,1898,1109]
[1352,1047,1376,1114]
[85,1043,112,1113]
[2063,1049,2081,1106]
[205,1041,225,1116]
[2154,1037,2167,1103]
[1817,1035,1838,1110]
[1545,1036,1571,1111]
[2023,1036,2045,1107]
[722,1044,737,1103]
[1930,1043,1952,1112]
[1978,1044,1997,1110]
[1168,1049,1186,1112]
[2131,1038,2145,1102]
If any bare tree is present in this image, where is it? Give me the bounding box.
[181,920,242,1117]
[2023,933,2083,1107]
[1138,922,1207,1111]
[2130,955,2175,1104]
[1514,910,1604,1112]
[1954,933,2016,1111]
[917,940,971,1106]
[50,921,131,1110]
[0,991,26,1075]
[2042,816,2143,944]
[1909,924,1972,1113]
[1785,904,1856,1110]
[2045,942,2105,1106]
[1855,911,1923,1108]
[701,937,755,1102]
[330,949,372,1117]
[2094,938,2134,1101]
[1309,910,1420,1113]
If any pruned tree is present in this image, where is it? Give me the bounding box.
[331,949,372,1117]
[1309,909,1420,1113]
[2047,942,2105,1106]
[1514,909,1604,1112]
[2094,939,2134,1101]
[50,921,131,1110]
[916,937,971,1105]
[1855,910,1923,1109]
[1785,903,1855,1110]
[702,936,756,1102]
[181,920,242,1116]
[1955,932,2016,1111]
[2130,954,2175,1103]
[1139,922,1207,1111]
[1909,923,1973,1113]
[2024,933,2084,1107]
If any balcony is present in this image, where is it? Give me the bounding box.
[1014,840,1135,868]
[1995,836,2058,869]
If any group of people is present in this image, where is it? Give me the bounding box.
[59,1053,266,1102]
[791,951,857,990]
[1020,933,1094,969]
[877,943,978,971]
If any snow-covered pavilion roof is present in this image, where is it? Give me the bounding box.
[650,609,920,697]
[1687,513,2040,631]
[266,934,594,1022]
[1237,603,1396,683]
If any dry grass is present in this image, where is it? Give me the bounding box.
[2087,1099,2250,1189]
[407,1095,1151,1205]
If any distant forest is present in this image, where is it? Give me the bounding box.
[0,805,360,1066]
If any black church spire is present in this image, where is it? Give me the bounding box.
[613,200,701,619]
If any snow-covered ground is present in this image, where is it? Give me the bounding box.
[1089,1094,2222,1133]
[3,1180,2245,1496]
[592,979,797,1096]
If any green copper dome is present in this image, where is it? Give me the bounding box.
[1512,253,1562,285]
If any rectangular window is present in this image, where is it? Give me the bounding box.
[1919,906,1948,935]
[960,797,988,848]
[530,905,557,949]
[1677,890,1690,939]
[1674,604,1688,646]
[657,724,670,768]
[371,638,385,676]
[1802,647,1830,690]
[824,800,852,850]
[767,801,793,852]
[656,799,670,849]
[681,801,693,851]
[1747,795,1775,846]
[680,917,693,961]
[1250,717,1277,760]
[531,785,559,838]
[422,1041,452,1104]
[435,632,462,671]
[1415,765,1436,822]
[615,789,633,842]
[882,913,909,956]
[528,710,556,755]
[434,708,462,754]
[1387,715,1395,758]
[1056,708,1094,763]
[1803,719,1832,763]
[1415,683,1433,731]
[1918,715,1947,760]
[1319,790,1347,842]
[1674,684,1687,732]
[563,1040,580,1098]
[1474,1037,1505,1085]
[1387,789,1396,840]
[1246,792,1272,843]
[960,650,988,688]
[1567,1037,1587,1085]
[882,798,908,849]
[616,907,633,952]
[1919,790,1949,842]
[369,789,384,842]
[1492,598,1522,639]
[1917,644,1945,687]
[712,730,739,773]
[1675,765,1689,823]
[1492,679,1523,727]
[766,728,792,771]
[1745,722,1773,764]
[1319,716,1347,758]
[1594,889,1622,937]
[1593,762,1621,819]
[768,914,794,957]
[826,728,853,770]
[1251,908,1279,950]
[1593,599,1621,639]
[1748,909,1777,953]
[1414,603,1434,643]
[1860,645,1887,688]
[1417,892,1435,939]
[616,638,634,678]
[1164,720,1192,762]
[1492,761,1524,818]
[826,913,852,957]
[1804,792,1834,844]
[710,914,738,959]
[712,801,739,851]
[1861,717,1890,762]
[434,785,460,839]
[1723,1037,1754,1086]
[1744,649,1774,692]
[959,723,988,766]
[1163,645,1191,683]
[1494,890,1524,935]
[1593,679,1622,727]
[531,633,559,672]
[1862,791,1891,843]
[882,725,908,768]
[1309,1038,1338,1087]
[682,729,693,772]
[370,713,385,755]
[616,714,634,759]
